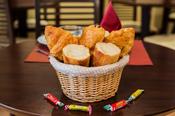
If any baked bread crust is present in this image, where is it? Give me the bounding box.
[105,28,135,56]
[45,26,135,67]
[79,25,105,49]
[45,26,64,49]
[45,26,78,60]
[92,42,121,66]
[63,44,90,66]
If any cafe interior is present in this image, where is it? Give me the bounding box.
[0,0,175,116]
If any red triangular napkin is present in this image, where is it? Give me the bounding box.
[129,40,153,65]
[100,0,121,32]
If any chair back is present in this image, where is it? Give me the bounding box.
[0,0,14,46]
[35,0,101,38]
[112,2,137,21]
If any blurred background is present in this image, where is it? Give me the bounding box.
[0,0,175,49]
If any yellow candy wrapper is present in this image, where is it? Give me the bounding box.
[127,89,144,102]
[64,104,92,115]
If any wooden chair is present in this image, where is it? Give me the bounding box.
[144,8,175,48]
[112,1,141,33]
[35,0,102,38]
[168,8,175,33]
[0,0,14,46]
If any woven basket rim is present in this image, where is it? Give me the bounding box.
[49,55,129,77]
[49,55,129,69]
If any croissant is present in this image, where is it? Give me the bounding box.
[79,25,105,49]
[45,26,64,49]
[45,26,78,60]
[104,28,135,56]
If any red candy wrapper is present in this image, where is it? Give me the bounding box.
[43,93,64,107]
[111,100,127,111]
[104,100,127,111]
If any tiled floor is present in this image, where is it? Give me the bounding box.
[144,34,175,50]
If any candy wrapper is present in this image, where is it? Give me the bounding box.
[43,93,64,107]
[127,89,144,103]
[103,100,127,111]
[104,89,144,112]
[64,104,92,115]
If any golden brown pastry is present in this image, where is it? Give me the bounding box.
[120,34,134,57]
[104,28,135,56]
[79,25,105,49]
[44,26,78,60]
[63,44,90,66]
[45,26,64,49]
[92,42,121,66]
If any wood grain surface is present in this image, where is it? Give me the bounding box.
[0,40,175,116]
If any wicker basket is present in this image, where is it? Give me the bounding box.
[49,55,129,102]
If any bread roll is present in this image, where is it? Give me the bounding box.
[79,25,105,49]
[104,28,135,56]
[92,42,121,66]
[63,44,90,66]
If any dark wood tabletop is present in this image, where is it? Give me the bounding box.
[0,40,175,116]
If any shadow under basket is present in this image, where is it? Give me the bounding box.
[49,55,129,103]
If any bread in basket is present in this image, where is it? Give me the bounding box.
[45,25,135,102]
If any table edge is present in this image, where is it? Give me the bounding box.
[0,103,40,116]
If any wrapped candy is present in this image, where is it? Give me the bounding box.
[43,93,64,107]
[64,104,92,115]
[127,89,144,103]
[103,100,127,111]
[104,89,144,112]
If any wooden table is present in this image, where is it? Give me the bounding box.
[0,40,175,116]
[113,0,175,38]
